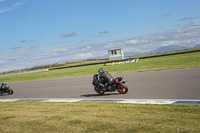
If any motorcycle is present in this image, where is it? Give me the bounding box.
[92,74,128,95]
[0,83,14,95]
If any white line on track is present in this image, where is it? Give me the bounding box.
[0,98,200,105]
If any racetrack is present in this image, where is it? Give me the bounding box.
[1,68,200,99]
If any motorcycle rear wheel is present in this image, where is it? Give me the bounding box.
[117,83,128,94]
[94,87,105,95]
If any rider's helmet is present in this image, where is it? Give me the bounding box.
[98,68,104,74]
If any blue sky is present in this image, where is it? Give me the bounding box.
[0,0,200,72]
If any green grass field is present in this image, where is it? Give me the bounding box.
[0,102,199,133]
[1,51,200,83]
[0,51,200,133]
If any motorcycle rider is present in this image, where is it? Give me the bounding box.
[95,68,114,90]
[0,83,6,94]
[0,83,4,90]
[0,83,13,95]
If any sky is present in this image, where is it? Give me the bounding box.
[0,0,200,72]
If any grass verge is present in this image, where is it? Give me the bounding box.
[0,102,199,133]
[0,51,200,83]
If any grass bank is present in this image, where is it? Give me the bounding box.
[0,102,199,133]
[1,51,200,83]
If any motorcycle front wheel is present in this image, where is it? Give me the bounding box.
[94,87,105,95]
[0,91,3,95]
[117,83,128,94]
[8,88,13,95]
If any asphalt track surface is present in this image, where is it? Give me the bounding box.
[1,68,200,100]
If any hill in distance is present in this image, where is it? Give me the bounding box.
[1,45,200,75]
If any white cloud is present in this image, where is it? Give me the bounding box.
[1,25,200,73]
[60,32,77,38]
[99,30,109,34]
[0,0,26,13]
[125,40,138,44]
[177,16,200,21]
